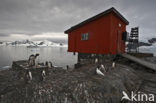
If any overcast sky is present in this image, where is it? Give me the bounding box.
[0,0,156,42]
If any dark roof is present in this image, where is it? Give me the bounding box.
[64,7,129,34]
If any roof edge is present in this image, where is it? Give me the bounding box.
[65,7,129,34]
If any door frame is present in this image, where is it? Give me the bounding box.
[116,30,121,53]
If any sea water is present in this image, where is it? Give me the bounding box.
[0,46,77,69]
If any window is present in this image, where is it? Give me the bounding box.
[81,33,89,40]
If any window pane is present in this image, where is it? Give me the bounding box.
[81,33,89,40]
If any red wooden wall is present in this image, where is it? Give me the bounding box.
[109,12,126,54]
[68,12,127,55]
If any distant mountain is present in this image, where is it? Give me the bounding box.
[148,38,156,44]
[138,38,156,56]
[33,40,56,46]
[139,42,152,47]
[0,40,67,47]
[137,38,156,47]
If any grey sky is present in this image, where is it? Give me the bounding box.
[0,0,156,42]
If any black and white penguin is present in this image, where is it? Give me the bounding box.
[112,58,116,68]
[95,58,99,63]
[28,54,35,67]
[66,65,69,70]
[96,65,105,76]
[112,55,119,68]
[41,70,46,81]
[28,53,39,67]
[28,71,32,80]
[45,61,49,67]
[112,61,116,68]
[42,70,46,77]
[25,70,32,83]
[100,64,106,73]
[48,61,53,68]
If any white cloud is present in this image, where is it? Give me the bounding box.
[32,32,67,39]
[0,0,156,41]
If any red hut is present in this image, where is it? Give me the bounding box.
[65,7,129,55]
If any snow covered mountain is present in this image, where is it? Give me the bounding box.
[138,38,156,56]
[0,40,67,47]
[139,42,156,56]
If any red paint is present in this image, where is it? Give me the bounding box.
[65,8,128,55]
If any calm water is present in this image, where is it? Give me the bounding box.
[0,46,77,69]
[139,46,156,56]
[0,45,155,69]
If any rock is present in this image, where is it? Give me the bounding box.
[143,57,156,64]
[0,63,142,103]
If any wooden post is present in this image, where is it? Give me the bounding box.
[78,53,81,63]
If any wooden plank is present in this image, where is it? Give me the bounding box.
[120,53,156,71]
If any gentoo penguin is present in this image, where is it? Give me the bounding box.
[41,70,46,81]
[34,53,39,67]
[28,71,32,80]
[45,61,48,67]
[28,53,39,67]
[28,54,35,67]
[66,65,69,70]
[112,62,116,68]
[25,70,32,83]
[112,55,119,68]
[95,58,98,63]
[48,61,53,68]
[42,70,46,77]
[100,64,106,73]
[96,66,105,76]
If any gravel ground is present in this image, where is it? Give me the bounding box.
[0,57,156,103]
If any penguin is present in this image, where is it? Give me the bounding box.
[42,70,46,77]
[95,58,98,63]
[112,55,119,69]
[34,53,39,67]
[41,70,46,81]
[48,61,53,68]
[96,66,105,76]
[45,61,49,67]
[25,70,32,83]
[66,65,69,70]
[28,53,39,67]
[100,64,106,73]
[28,54,35,67]
[112,62,116,68]
[28,71,32,80]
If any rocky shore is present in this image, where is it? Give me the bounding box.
[0,57,156,103]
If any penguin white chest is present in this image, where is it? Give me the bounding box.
[42,70,46,76]
[95,58,98,63]
[28,71,32,80]
[96,68,105,76]
[112,62,116,68]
